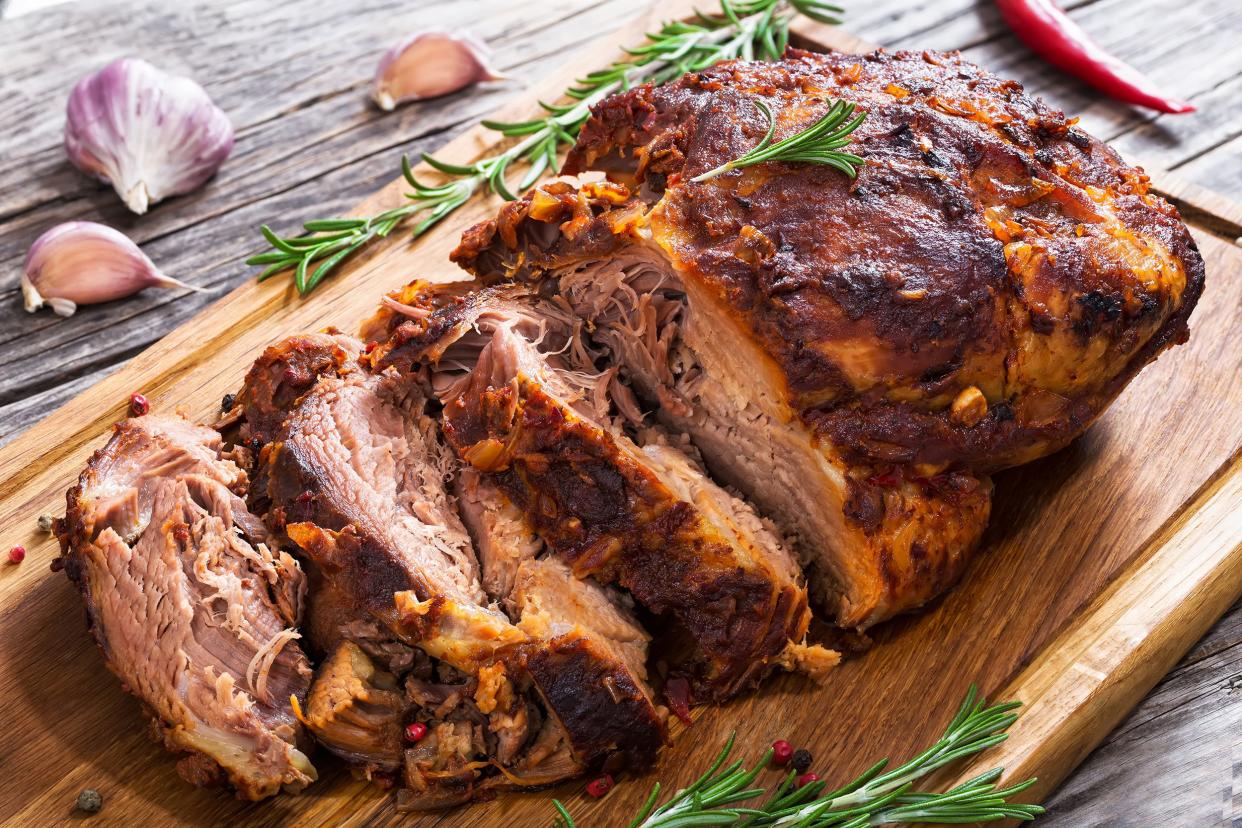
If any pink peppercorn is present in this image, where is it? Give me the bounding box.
[585,774,614,798]
[771,739,794,767]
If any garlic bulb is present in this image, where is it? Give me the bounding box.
[22,222,205,317]
[64,58,234,215]
[372,30,505,111]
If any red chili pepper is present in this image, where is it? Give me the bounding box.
[129,393,150,416]
[8,545,26,564]
[404,722,427,742]
[771,739,794,767]
[995,0,1193,114]
[365,341,378,354]
[585,774,614,798]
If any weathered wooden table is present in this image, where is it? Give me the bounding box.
[1,0,1238,824]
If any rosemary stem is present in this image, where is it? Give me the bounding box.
[250,0,811,295]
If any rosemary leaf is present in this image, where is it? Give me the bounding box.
[551,686,1043,828]
[690,97,866,183]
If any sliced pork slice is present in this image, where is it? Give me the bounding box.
[261,362,509,665]
[245,335,663,805]
[221,330,362,446]
[370,283,834,700]
[302,640,405,774]
[56,415,315,800]
[456,469,664,764]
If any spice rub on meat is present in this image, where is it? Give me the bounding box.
[241,334,664,807]
[368,282,836,701]
[56,415,315,800]
[451,49,1204,629]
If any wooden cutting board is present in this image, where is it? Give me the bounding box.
[1,5,1240,826]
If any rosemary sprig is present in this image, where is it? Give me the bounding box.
[249,0,844,295]
[551,686,1043,828]
[691,97,866,182]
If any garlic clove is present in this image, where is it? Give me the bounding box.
[22,221,206,318]
[64,58,234,215]
[372,30,506,111]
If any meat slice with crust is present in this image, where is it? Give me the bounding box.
[450,50,1204,628]
[456,468,665,764]
[56,415,315,800]
[242,334,664,806]
[367,282,836,701]
[302,640,406,773]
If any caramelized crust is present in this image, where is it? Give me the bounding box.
[495,49,1203,472]
[444,369,812,699]
[450,50,1202,629]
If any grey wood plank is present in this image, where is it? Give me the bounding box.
[1040,601,1242,826]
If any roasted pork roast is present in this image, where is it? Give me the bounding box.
[367,282,837,700]
[56,415,316,799]
[54,45,1203,811]
[451,50,1204,629]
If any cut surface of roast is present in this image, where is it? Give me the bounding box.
[56,414,315,800]
[243,334,664,805]
[451,50,1204,629]
[369,283,836,700]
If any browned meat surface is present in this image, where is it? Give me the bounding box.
[371,283,834,700]
[242,335,664,805]
[223,330,362,446]
[456,469,666,763]
[451,50,1202,629]
[302,641,405,774]
[56,415,315,800]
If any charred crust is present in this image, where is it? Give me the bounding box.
[471,50,1204,477]
[526,635,666,768]
[233,333,358,445]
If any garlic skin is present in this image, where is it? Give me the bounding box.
[372,30,505,111]
[64,58,234,215]
[22,222,205,317]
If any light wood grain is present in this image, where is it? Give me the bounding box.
[940,454,1242,806]
[1,3,1241,827]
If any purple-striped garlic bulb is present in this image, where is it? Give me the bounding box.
[372,30,504,110]
[64,58,234,215]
